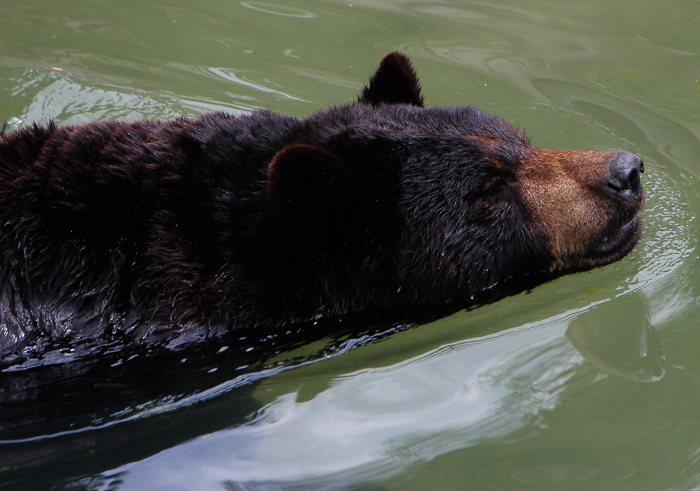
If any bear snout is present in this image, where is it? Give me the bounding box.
[516,147,645,273]
[606,151,644,203]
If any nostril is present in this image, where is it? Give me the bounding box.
[609,167,640,191]
[628,167,640,190]
[607,151,644,201]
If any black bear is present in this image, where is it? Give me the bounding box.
[0,52,644,357]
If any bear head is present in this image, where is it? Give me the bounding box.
[266,52,644,309]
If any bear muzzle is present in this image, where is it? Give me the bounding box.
[517,147,645,272]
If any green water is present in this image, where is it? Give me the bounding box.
[1,0,699,489]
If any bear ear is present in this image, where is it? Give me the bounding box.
[267,144,350,231]
[358,52,424,107]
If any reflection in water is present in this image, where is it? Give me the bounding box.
[20,75,181,125]
[8,68,258,127]
[566,292,665,383]
[204,67,308,102]
[90,314,586,490]
[79,290,668,491]
[240,2,317,19]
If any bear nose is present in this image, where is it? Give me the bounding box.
[606,151,644,202]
